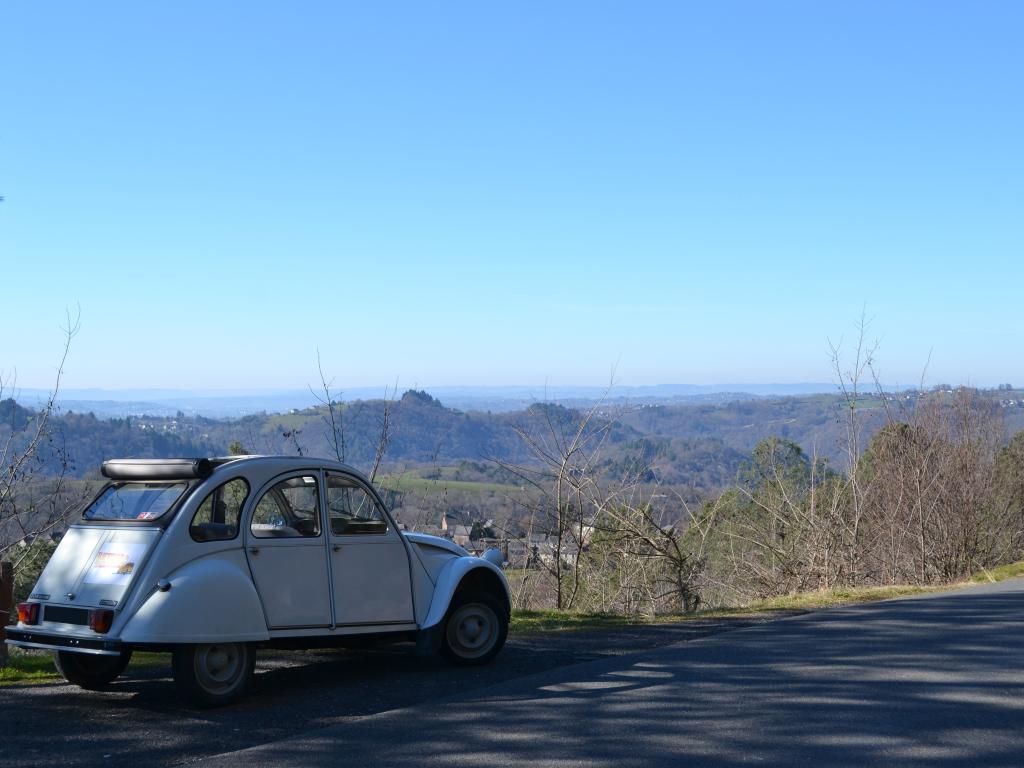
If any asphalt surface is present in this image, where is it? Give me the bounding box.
[204,579,1024,768]
[6,580,1024,767]
[0,613,784,767]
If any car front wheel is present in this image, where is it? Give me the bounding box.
[440,591,508,665]
[172,642,255,708]
[53,650,133,690]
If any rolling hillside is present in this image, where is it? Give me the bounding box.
[4,388,1023,494]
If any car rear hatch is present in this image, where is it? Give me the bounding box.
[25,478,192,633]
[32,525,163,621]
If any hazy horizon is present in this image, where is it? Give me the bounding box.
[8,379,993,400]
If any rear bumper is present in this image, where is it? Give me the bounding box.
[5,628,124,656]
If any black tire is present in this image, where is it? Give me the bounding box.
[53,650,133,690]
[172,642,255,708]
[440,590,508,666]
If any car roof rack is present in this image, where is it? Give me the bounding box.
[101,458,215,481]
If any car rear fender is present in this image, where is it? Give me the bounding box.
[120,549,270,644]
[421,557,510,631]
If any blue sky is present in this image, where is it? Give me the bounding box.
[2,2,1021,391]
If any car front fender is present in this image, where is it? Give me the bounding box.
[421,557,510,631]
[120,550,270,644]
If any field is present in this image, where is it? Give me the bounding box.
[377,469,522,496]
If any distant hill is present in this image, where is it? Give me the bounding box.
[5,387,1023,493]
[14,382,850,418]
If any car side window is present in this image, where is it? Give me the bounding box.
[327,474,388,535]
[190,478,249,542]
[250,475,322,538]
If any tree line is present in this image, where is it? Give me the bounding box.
[499,386,1024,615]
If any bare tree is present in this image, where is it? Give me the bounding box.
[0,311,85,597]
[308,358,397,482]
[311,349,345,463]
[497,391,617,610]
[828,308,881,583]
[703,436,848,600]
[368,380,398,484]
[281,428,305,456]
[592,483,707,613]
[497,379,708,614]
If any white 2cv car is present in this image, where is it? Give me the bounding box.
[6,456,510,706]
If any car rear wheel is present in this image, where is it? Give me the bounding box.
[172,642,255,708]
[440,591,508,665]
[53,650,133,690]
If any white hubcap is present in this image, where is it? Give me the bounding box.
[447,603,497,659]
[194,644,244,691]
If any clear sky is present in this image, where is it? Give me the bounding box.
[2,2,1021,391]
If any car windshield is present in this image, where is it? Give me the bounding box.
[83,482,188,522]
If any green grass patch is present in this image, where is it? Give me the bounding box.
[0,648,168,687]
[0,650,60,685]
[970,561,1024,583]
[509,563,1024,635]
[259,413,314,433]
[509,584,963,634]
[377,471,521,495]
[740,584,938,612]
[509,606,809,633]
[510,609,693,633]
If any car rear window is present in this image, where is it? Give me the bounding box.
[83,482,188,522]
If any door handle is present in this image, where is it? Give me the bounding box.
[249,547,260,555]
[332,545,341,553]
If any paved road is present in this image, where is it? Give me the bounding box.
[1,614,783,767]
[197,579,1024,768]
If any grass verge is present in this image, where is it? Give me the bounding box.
[0,649,167,687]
[970,561,1024,583]
[510,560,1024,634]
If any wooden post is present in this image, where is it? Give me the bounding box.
[0,561,12,666]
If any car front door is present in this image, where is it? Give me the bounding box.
[245,472,332,629]
[326,472,414,626]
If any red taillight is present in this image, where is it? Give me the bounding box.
[89,608,115,634]
[17,602,40,625]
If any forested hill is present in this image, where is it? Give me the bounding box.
[4,388,1024,492]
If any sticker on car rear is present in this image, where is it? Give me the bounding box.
[84,542,149,585]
